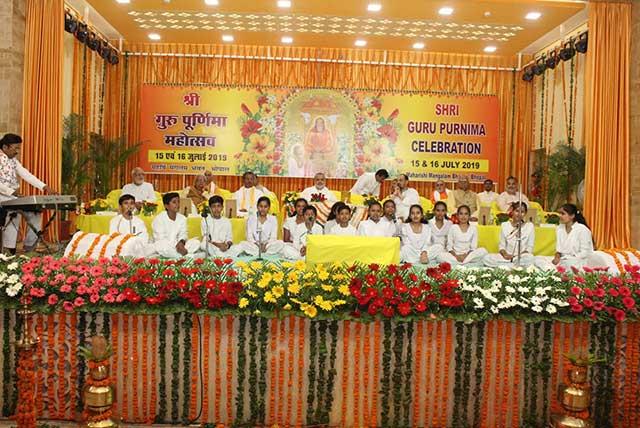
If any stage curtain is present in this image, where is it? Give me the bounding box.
[583,0,631,248]
[21,0,63,193]
[102,44,532,200]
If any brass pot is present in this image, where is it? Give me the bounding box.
[551,414,594,428]
[560,384,591,412]
[90,365,109,381]
[568,365,589,384]
[83,385,113,413]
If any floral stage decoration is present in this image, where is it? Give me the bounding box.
[282,191,300,217]
[84,199,110,214]
[141,201,159,216]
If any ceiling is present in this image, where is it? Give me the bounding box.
[81,0,586,55]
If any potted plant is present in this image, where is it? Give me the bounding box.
[545,143,585,211]
[89,133,140,199]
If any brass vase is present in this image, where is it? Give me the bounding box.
[83,364,117,428]
[550,364,594,428]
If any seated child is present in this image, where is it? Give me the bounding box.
[200,195,239,257]
[151,192,201,258]
[438,205,488,266]
[283,198,308,243]
[237,196,284,257]
[428,201,452,249]
[380,199,401,237]
[326,205,357,236]
[323,201,347,233]
[109,193,149,243]
[357,202,396,237]
[400,204,443,264]
[484,202,535,267]
[283,206,323,260]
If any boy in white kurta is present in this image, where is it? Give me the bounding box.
[400,204,443,264]
[200,195,239,257]
[237,196,284,257]
[438,205,487,266]
[151,192,201,258]
[109,194,150,243]
[326,205,357,236]
[357,202,396,237]
[283,206,323,260]
[380,200,402,237]
[484,202,535,267]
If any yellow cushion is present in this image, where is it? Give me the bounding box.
[350,193,365,206]
[216,188,233,201]
[106,189,122,210]
[306,235,400,266]
[330,190,341,200]
[419,197,433,213]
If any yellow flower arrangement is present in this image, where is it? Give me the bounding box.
[239,298,249,308]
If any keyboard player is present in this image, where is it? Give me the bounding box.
[0,134,57,253]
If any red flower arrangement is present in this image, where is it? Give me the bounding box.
[310,193,327,203]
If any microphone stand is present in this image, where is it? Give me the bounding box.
[202,212,210,258]
[256,213,263,261]
[516,184,522,266]
[128,209,134,235]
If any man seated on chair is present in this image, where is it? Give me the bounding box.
[283,206,323,260]
[430,179,456,212]
[0,133,57,253]
[497,176,529,212]
[200,195,238,257]
[204,171,220,196]
[477,179,498,208]
[185,175,209,208]
[233,171,266,217]
[390,173,419,222]
[121,167,156,210]
[150,192,200,258]
[350,169,389,198]
[301,172,337,203]
[109,194,149,243]
[358,202,395,237]
[453,176,478,220]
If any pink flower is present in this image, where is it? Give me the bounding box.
[116,278,127,286]
[570,304,583,313]
[62,301,74,312]
[103,294,115,303]
[66,275,78,285]
[47,294,59,305]
[60,284,72,293]
[89,294,100,304]
[614,309,626,322]
[622,296,636,309]
[76,285,88,295]
[21,273,36,286]
[593,301,605,311]
[29,287,45,298]
[583,298,593,308]
[73,297,85,307]
[89,266,104,277]
[619,286,632,297]
[570,286,582,296]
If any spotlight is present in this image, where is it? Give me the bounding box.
[108,50,119,65]
[86,32,100,51]
[64,11,78,33]
[559,40,576,61]
[575,32,588,54]
[75,22,88,43]
[532,57,546,76]
[100,43,111,60]
[545,51,559,70]
[522,66,534,82]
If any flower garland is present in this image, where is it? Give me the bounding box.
[269,318,277,425]
[440,320,453,427]
[493,320,504,426]
[98,233,121,259]
[307,320,317,425]
[277,318,285,424]
[68,232,90,257]
[453,321,464,427]
[315,320,328,424]
[541,321,553,420]
[472,322,485,426]
[295,317,305,427]
[46,314,56,419]
[57,313,67,419]
[131,316,139,422]
[85,234,104,259]
[1,310,10,417]
[480,321,493,424]
[286,316,295,424]
[235,316,247,423]
[392,322,404,424]
[170,315,181,422]
[603,249,625,273]
[324,320,339,424]
[403,321,414,427]
[189,315,198,421]
[462,322,473,425]
[214,317,222,422]
[257,317,269,422]
[413,321,424,427]
[201,316,211,421]
[149,316,158,424]
[353,322,361,427]
[113,234,135,257]
[380,319,391,428]
[512,321,523,426]
[36,315,45,418]
[181,313,193,422]
[247,316,258,422]
[157,315,167,422]
[371,319,381,426]
[340,321,350,427]
[15,347,37,428]
[142,316,150,422]
[362,323,370,428]
[226,315,234,423]
[122,314,129,422]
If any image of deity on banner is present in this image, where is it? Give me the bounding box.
[282,89,356,178]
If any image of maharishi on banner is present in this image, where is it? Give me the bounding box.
[139,85,499,182]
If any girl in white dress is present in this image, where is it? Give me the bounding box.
[283,206,324,260]
[400,204,443,264]
[438,205,488,266]
[428,201,452,248]
[536,203,594,270]
[323,201,347,234]
[237,196,284,257]
[283,198,308,243]
[484,202,535,267]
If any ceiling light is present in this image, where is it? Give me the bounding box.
[484,11,491,17]
[204,0,219,4]
[116,0,130,3]
[355,39,367,47]
[281,36,293,44]
[484,45,496,53]
[525,12,542,21]
[438,7,454,16]
[413,42,425,49]
[222,34,234,42]
[148,33,161,41]
[277,0,291,7]
[367,3,382,12]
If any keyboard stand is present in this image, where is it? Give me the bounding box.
[19,209,58,254]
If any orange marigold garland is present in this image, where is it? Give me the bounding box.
[286,316,295,423]
[413,321,424,427]
[111,315,119,414]
[56,313,67,419]
[131,316,140,422]
[370,320,381,427]
[493,320,505,427]
[121,314,129,422]
[296,317,305,427]
[480,321,494,424]
[202,316,211,422]
[433,321,443,425]
[15,347,37,428]
[98,233,121,259]
[225,315,234,423]
[277,318,286,424]
[35,316,45,418]
[46,314,56,418]
[189,315,199,421]
[353,322,361,427]
[511,322,522,427]
[214,317,222,422]
[85,234,104,259]
[341,321,350,428]
[113,234,135,257]
[269,318,278,425]
[141,316,150,422]
[440,319,454,427]
[362,323,370,428]
[68,232,90,257]
[68,314,78,420]
[149,316,158,424]
[603,249,625,273]
[550,322,563,414]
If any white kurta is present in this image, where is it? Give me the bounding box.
[400,223,443,264]
[535,223,594,270]
[497,191,529,212]
[233,186,266,216]
[238,214,284,256]
[392,187,420,220]
[121,182,156,203]
[350,173,380,197]
[428,218,452,248]
[380,217,401,237]
[477,191,499,207]
[484,221,535,267]
[357,219,396,237]
[151,211,200,258]
[327,223,357,236]
[431,190,456,212]
[109,215,149,243]
[438,223,488,266]
[300,186,337,203]
[200,216,239,257]
[283,222,323,260]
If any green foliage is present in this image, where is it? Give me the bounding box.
[546,143,585,211]
[89,133,140,198]
[61,114,91,199]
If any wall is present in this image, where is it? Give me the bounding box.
[631,1,640,248]
[0,0,25,135]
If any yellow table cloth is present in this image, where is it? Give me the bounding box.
[477,225,556,256]
[76,214,248,244]
[306,235,401,266]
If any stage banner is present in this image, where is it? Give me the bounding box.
[139,85,500,182]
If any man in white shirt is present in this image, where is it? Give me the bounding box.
[233,171,266,217]
[150,192,200,258]
[430,179,456,213]
[350,169,389,198]
[477,179,499,208]
[0,134,56,253]
[358,202,396,237]
[301,172,337,203]
[109,194,149,243]
[200,195,238,257]
[497,176,529,212]
[121,167,156,209]
[204,171,219,196]
[283,206,323,260]
[390,174,419,221]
